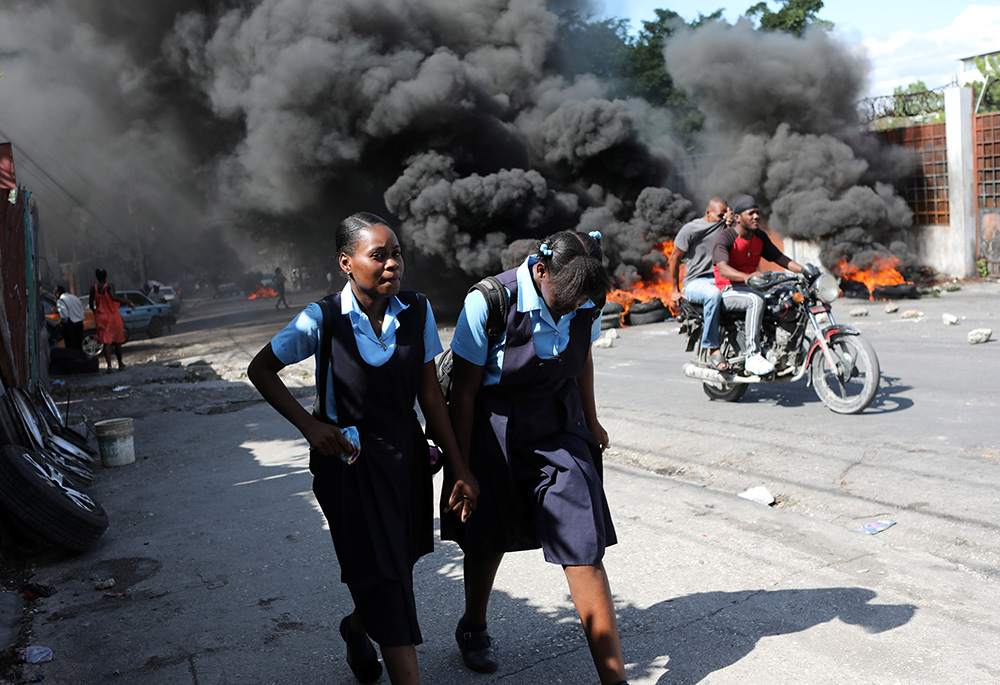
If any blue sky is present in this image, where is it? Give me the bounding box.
[597,1,1000,97]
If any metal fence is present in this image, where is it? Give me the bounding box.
[974,112,1000,272]
[876,122,950,226]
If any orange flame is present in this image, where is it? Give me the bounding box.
[248,284,278,300]
[608,241,677,320]
[834,254,908,300]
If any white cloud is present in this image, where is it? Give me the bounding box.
[859,4,1000,97]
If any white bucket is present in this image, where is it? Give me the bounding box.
[94,418,135,467]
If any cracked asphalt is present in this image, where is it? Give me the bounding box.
[18,281,1000,683]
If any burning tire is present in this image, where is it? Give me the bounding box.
[627,300,668,326]
[0,444,108,552]
[600,313,622,330]
[810,333,880,414]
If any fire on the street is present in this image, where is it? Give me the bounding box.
[607,241,676,318]
[834,254,911,299]
[248,284,278,300]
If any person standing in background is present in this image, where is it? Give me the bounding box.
[89,269,132,373]
[274,267,289,309]
[55,285,86,350]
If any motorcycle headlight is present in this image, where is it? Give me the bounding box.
[814,274,840,303]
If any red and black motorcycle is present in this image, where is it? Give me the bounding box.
[678,265,880,414]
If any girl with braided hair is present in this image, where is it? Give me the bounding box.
[444,230,628,684]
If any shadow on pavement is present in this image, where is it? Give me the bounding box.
[618,588,916,684]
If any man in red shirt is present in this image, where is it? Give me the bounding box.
[712,195,802,376]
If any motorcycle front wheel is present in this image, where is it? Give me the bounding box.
[810,333,880,414]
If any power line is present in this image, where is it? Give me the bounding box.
[0,126,128,243]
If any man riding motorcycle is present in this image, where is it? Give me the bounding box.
[669,197,729,371]
[712,194,802,376]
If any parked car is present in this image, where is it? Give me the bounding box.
[117,291,177,339]
[214,282,242,297]
[42,292,101,357]
[150,285,182,316]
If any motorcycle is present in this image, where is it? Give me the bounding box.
[677,264,880,414]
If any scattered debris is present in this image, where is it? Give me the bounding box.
[942,313,959,326]
[21,583,56,599]
[167,361,182,368]
[16,646,53,664]
[853,519,896,535]
[968,328,993,344]
[944,282,961,292]
[93,578,115,590]
[112,385,129,392]
[900,309,922,319]
[103,591,127,598]
[593,329,618,348]
[849,308,868,317]
[738,485,775,506]
[188,359,210,367]
[884,303,899,314]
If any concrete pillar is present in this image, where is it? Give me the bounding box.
[945,85,977,277]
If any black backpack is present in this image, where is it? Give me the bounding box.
[435,276,510,402]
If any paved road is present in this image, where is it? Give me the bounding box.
[20,281,1000,683]
[593,282,1000,580]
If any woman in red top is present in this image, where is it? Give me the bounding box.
[89,268,133,373]
[711,195,801,376]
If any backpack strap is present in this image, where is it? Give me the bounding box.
[315,296,336,421]
[470,276,511,342]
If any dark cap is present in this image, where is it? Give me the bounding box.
[731,194,759,215]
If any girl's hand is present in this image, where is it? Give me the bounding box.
[446,472,480,522]
[302,418,354,458]
[589,420,610,452]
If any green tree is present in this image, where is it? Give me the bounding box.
[967,54,1000,113]
[744,0,832,37]
[618,9,724,147]
[552,10,632,80]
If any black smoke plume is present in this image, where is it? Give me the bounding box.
[0,1,918,297]
[664,20,917,272]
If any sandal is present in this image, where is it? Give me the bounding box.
[708,352,729,371]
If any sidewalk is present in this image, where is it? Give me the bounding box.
[19,396,1000,683]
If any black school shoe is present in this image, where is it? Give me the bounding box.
[339,615,383,683]
[455,618,499,673]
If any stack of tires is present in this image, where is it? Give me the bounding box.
[0,383,108,552]
[601,299,672,330]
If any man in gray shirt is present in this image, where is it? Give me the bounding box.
[669,197,728,370]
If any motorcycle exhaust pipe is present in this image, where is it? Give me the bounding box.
[683,363,757,384]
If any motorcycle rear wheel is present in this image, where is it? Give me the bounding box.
[810,333,880,414]
[700,334,747,402]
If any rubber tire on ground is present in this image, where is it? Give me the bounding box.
[600,313,621,330]
[628,300,666,315]
[603,302,625,315]
[810,333,880,414]
[0,444,108,552]
[147,317,164,338]
[81,331,103,358]
[627,307,668,326]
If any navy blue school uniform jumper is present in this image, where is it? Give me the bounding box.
[442,268,617,565]
[310,290,434,647]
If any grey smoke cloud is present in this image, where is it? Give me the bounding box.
[665,20,915,271]
[1,0,918,293]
